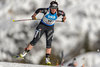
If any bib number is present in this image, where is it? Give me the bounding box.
[43,17,55,25]
[48,20,52,22]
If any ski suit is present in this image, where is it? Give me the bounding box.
[30,8,65,48]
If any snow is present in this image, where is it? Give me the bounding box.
[0,62,59,67]
[65,52,100,67]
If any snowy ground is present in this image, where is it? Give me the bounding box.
[65,52,100,67]
[0,62,60,67]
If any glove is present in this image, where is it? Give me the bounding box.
[32,15,37,20]
[62,16,66,22]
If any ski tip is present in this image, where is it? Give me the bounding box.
[13,56,24,59]
[13,56,19,58]
[13,20,15,22]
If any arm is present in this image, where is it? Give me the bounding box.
[32,8,48,20]
[32,13,37,20]
[58,10,66,22]
[62,16,66,22]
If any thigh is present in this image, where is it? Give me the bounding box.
[30,24,45,45]
[45,26,54,41]
[34,23,45,38]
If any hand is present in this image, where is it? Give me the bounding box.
[32,16,37,20]
[62,16,66,22]
[31,13,37,20]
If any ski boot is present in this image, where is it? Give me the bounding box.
[14,51,27,59]
[46,58,51,65]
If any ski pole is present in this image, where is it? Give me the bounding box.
[56,20,63,22]
[60,50,64,67]
[13,19,63,22]
[12,19,41,22]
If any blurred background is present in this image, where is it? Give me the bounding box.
[0,0,100,67]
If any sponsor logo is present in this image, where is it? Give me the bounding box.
[48,15,56,19]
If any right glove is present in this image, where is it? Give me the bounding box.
[32,15,37,20]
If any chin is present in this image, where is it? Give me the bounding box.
[51,12,56,14]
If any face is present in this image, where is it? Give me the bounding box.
[50,8,57,14]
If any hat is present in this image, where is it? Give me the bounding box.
[50,1,58,9]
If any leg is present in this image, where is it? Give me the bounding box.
[25,43,34,51]
[25,29,42,51]
[46,28,54,57]
[46,48,51,54]
[46,48,51,64]
[46,33,53,58]
[20,28,44,57]
[46,48,51,58]
[45,27,54,64]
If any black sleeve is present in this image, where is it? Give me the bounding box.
[35,8,48,14]
[58,10,65,17]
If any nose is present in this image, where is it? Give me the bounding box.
[52,9,56,12]
[50,8,57,14]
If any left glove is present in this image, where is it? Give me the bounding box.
[62,16,66,22]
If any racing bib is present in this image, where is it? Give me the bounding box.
[41,9,57,26]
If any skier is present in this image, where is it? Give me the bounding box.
[18,1,66,65]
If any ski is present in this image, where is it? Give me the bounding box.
[13,55,24,59]
[60,50,64,67]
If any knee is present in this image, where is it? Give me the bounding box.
[30,40,37,46]
[46,43,51,48]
